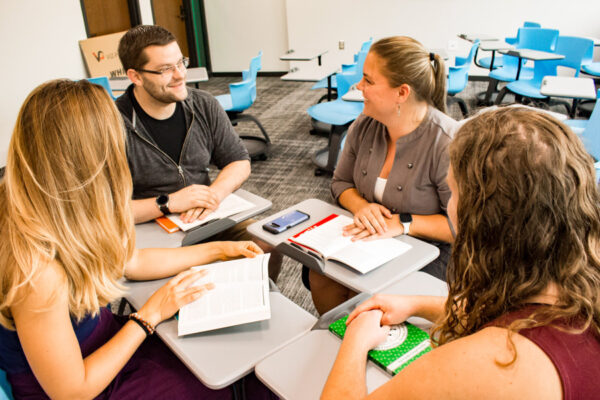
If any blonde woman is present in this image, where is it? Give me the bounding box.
[306,36,458,314]
[0,80,275,399]
[322,108,600,399]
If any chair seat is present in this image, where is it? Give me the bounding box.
[489,66,533,82]
[506,80,547,99]
[311,75,338,90]
[215,94,233,111]
[582,62,600,77]
[479,56,503,69]
[565,119,587,135]
[307,100,363,126]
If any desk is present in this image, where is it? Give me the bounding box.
[280,49,329,66]
[341,88,364,102]
[540,76,596,99]
[124,278,316,389]
[135,189,272,248]
[540,76,597,118]
[281,64,340,101]
[498,49,564,80]
[255,271,447,400]
[458,33,499,42]
[109,67,209,92]
[478,40,513,71]
[247,199,440,294]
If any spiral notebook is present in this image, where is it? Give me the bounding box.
[328,315,432,375]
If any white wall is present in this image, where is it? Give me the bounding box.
[284,0,600,69]
[203,0,289,72]
[0,1,88,166]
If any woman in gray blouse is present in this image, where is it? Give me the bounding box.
[306,36,458,314]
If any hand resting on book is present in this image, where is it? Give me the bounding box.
[343,212,404,241]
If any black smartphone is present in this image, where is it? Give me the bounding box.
[262,210,310,234]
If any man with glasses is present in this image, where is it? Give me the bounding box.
[115,25,281,280]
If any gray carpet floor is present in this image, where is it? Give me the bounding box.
[198,76,567,316]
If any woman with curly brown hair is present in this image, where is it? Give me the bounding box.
[322,107,600,399]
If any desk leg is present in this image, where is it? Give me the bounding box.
[515,57,523,81]
[318,55,322,66]
[473,47,484,69]
[489,51,496,71]
[327,75,332,101]
[571,98,579,118]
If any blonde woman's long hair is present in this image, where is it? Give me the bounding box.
[434,107,600,350]
[0,79,135,329]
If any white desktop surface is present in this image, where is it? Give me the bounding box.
[479,40,512,51]
[280,49,328,61]
[135,189,271,249]
[341,88,364,102]
[458,33,499,42]
[255,271,447,400]
[186,67,209,83]
[540,76,596,99]
[281,65,340,82]
[247,199,440,294]
[124,279,317,390]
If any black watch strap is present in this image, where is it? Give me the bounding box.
[156,194,171,215]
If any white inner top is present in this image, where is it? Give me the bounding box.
[374,177,387,203]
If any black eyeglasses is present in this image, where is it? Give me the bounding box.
[137,57,190,76]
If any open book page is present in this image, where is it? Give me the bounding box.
[328,238,412,274]
[289,214,355,257]
[178,254,271,336]
[167,193,255,232]
[290,213,412,274]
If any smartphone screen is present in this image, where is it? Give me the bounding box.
[263,210,310,234]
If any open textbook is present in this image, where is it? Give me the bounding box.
[164,193,255,232]
[178,254,271,336]
[329,315,432,375]
[288,214,411,274]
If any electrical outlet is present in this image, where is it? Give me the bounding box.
[448,40,458,50]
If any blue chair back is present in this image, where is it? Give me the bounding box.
[506,22,542,45]
[360,38,373,53]
[522,36,593,93]
[86,76,117,100]
[242,51,262,81]
[448,41,479,94]
[0,369,13,400]
[523,21,541,28]
[580,90,600,161]
[517,27,559,52]
[335,72,356,98]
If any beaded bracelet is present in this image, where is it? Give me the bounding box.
[129,312,155,335]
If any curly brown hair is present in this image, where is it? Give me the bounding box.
[434,107,600,348]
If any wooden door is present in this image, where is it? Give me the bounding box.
[152,0,190,58]
[82,0,132,37]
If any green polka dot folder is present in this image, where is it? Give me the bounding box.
[329,315,432,375]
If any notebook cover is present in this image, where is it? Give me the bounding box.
[155,216,180,233]
[329,315,432,375]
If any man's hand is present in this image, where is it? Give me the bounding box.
[169,185,221,223]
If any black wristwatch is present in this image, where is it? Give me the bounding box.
[156,194,171,215]
[399,213,412,235]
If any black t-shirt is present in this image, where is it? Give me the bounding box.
[131,92,187,163]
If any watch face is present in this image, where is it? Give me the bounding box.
[400,213,412,223]
[156,194,169,205]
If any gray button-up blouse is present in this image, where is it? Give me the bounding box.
[331,107,458,216]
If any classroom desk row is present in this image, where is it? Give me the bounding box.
[126,190,446,398]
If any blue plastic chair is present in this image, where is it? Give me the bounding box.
[311,38,372,101]
[0,369,13,400]
[86,76,118,100]
[479,21,541,70]
[215,51,271,160]
[566,89,600,138]
[496,36,594,110]
[484,28,559,104]
[575,91,600,162]
[308,72,364,175]
[447,40,479,117]
[582,63,600,77]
